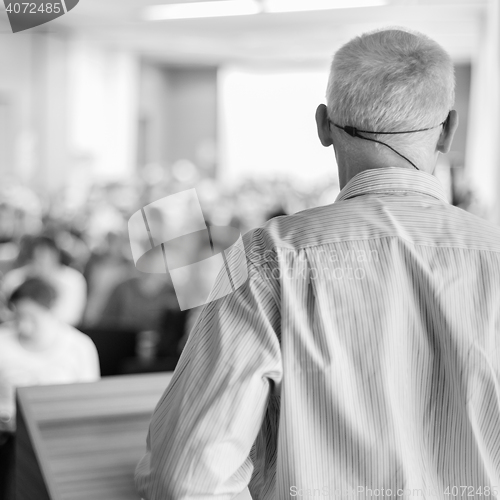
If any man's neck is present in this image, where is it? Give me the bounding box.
[334,135,439,189]
[337,152,429,189]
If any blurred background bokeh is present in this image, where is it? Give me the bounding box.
[0,0,498,376]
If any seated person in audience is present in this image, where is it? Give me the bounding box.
[82,230,132,327]
[1,236,87,326]
[0,277,100,434]
[97,271,178,332]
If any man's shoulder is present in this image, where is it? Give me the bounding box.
[241,201,500,260]
[60,324,98,353]
[446,204,500,255]
[242,204,339,260]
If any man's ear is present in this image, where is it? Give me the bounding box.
[437,109,459,154]
[315,104,333,147]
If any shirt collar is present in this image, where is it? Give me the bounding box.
[335,167,449,203]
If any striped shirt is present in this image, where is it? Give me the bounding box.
[135,167,500,500]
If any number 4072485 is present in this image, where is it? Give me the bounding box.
[5,3,62,14]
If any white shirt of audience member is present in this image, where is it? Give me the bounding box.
[0,298,100,432]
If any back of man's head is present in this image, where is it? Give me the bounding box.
[326,28,455,162]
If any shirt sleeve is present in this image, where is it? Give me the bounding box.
[134,257,282,500]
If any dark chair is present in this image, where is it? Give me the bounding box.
[79,328,138,377]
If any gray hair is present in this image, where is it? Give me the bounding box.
[326,28,455,139]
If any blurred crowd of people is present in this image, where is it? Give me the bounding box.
[0,165,340,373]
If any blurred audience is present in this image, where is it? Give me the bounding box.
[82,230,132,327]
[97,271,177,332]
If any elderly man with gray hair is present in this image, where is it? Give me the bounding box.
[136,28,500,500]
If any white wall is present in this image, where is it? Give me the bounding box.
[218,66,336,187]
[0,32,140,192]
[67,38,139,183]
[0,33,35,182]
[137,63,218,176]
[465,0,500,222]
